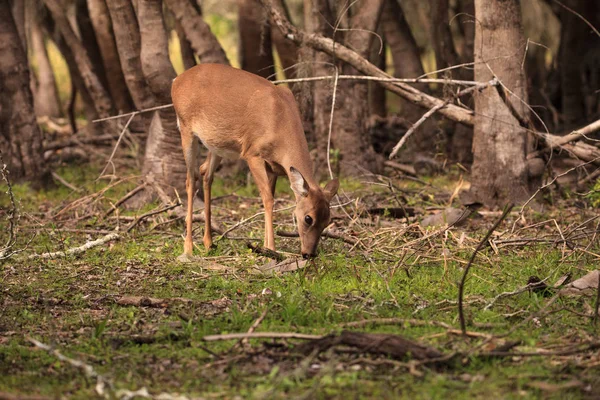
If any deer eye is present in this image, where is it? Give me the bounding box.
[304,215,313,226]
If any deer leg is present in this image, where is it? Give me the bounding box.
[247,157,276,251]
[180,126,198,259]
[202,152,222,250]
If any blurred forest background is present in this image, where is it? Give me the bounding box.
[1,0,599,207]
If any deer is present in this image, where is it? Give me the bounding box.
[171,64,339,261]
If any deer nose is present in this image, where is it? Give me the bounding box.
[302,253,315,259]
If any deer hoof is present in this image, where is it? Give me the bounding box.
[177,253,195,263]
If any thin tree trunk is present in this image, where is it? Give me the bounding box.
[175,20,197,71]
[269,0,298,79]
[456,0,475,65]
[238,0,275,79]
[558,0,597,129]
[75,0,110,95]
[164,0,230,65]
[137,0,187,198]
[87,0,134,113]
[470,0,531,207]
[369,27,386,118]
[430,0,473,163]
[42,0,115,119]
[0,0,50,187]
[381,0,439,159]
[106,0,156,130]
[304,0,334,178]
[332,0,384,176]
[30,16,62,117]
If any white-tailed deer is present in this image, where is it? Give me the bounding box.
[172,64,339,260]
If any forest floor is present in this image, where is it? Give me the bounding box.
[1,161,599,399]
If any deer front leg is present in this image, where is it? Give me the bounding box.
[247,157,276,251]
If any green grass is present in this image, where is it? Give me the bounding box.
[1,162,599,399]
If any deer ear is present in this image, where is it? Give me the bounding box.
[289,167,309,197]
[323,179,339,202]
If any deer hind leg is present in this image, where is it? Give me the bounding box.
[201,152,222,250]
[247,157,276,251]
[180,125,200,259]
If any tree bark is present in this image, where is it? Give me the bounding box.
[137,0,187,198]
[175,20,197,71]
[304,0,334,178]
[106,0,156,130]
[29,15,62,118]
[331,0,384,176]
[470,0,531,207]
[369,27,386,118]
[269,0,298,79]
[381,0,438,158]
[238,0,275,79]
[42,0,115,119]
[87,0,134,113]
[164,0,230,65]
[558,0,599,129]
[0,0,50,186]
[75,0,111,94]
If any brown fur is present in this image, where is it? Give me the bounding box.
[171,64,339,258]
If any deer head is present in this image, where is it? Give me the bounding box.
[289,167,339,258]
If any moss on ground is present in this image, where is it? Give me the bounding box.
[1,163,599,399]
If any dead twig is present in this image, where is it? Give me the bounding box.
[28,233,120,260]
[458,204,514,334]
[126,203,180,233]
[51,171,81,193]
[483,276,552,311]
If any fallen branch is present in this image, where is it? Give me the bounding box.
[28,233,120,260]
[26,337,111,397]
[203,332,323,341]
[247,242,285,261]
[299,330,444,361]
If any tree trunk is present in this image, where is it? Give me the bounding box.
[456,0,475,65]
[42,0,115,119]
[269,0,298,79]
[29,16,62,117]
[558,0,599,129]
[175,20,197,71]
[369,27,386,118]
[331,0,384,176]
[164,0,230,65]
[137,0,187,198]
[238,0,275,79]
[106,0,156,130]
[75,0,111,94]
[430,0,464,79]
[87,0,134,113]
[430,0,474,164]
[470,0,531,207]
[0,0,50,187]
[381,0,439,158]
[304,0,334,178]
